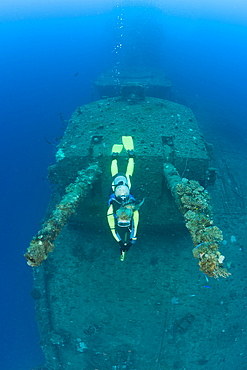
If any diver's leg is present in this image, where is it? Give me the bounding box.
[126,157,134,189]
[111,144,123,177]
[122,136,135,189]
[111,158,118,178]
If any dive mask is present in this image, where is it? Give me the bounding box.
[118,220,131,228]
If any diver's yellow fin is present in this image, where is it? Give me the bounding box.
[111,144,123,154]
[122,136,134,151]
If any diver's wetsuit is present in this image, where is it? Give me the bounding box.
[107,193,137,251]
[107,136,139,259]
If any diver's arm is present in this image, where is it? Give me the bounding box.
[132,210,139,240]
[123,211,139,252]
[107,205,121,242]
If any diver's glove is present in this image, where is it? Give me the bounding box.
[125,242,133,252]
[118,240,130,252]
[124,238,137,251]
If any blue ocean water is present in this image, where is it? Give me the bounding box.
[1,1,247,369]
[1,11,114,370]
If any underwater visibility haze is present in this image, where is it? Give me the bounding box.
[1,0,247,369]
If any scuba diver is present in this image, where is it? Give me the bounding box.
[107,136,142,261]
